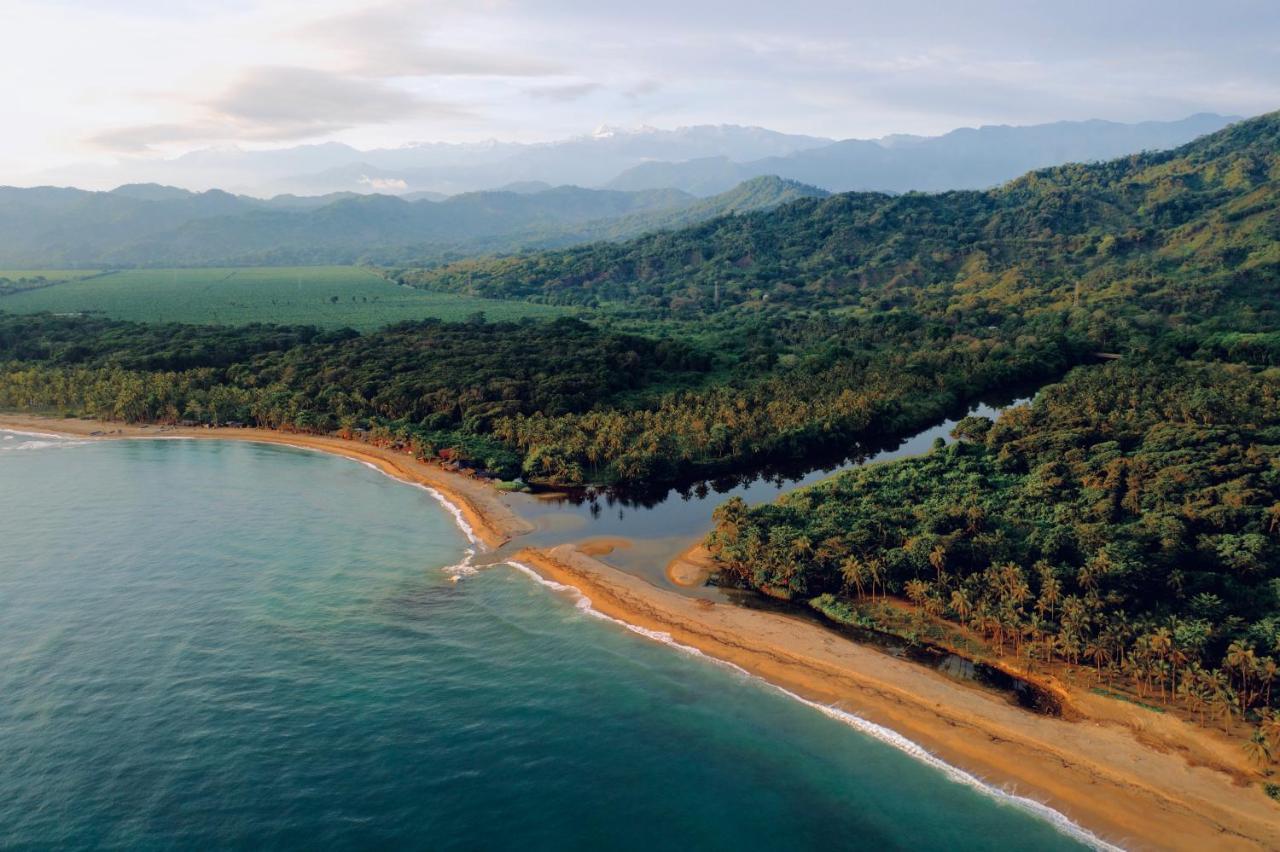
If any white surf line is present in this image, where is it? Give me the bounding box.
[0,427,92,442]
[0,424,488,575]
[141,436,490,577]
[0,427,79,439]
[506,559,1125,852]
[0,427,92,451]
[415,482,483,576]
[70,430,490,578]
[345,457,486,576]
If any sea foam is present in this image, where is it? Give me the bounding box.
[345,456,486,576]
[0,430,90,452]
[506,559,1125,852]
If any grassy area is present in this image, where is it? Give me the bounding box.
[0,266,568,330]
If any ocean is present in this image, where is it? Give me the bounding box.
[0,431,1093,850]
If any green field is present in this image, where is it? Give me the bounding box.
[0,267,567,330]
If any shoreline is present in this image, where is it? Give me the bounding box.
[0,415,530,551]
[4,414,1277,850]
[518,546,1278,851]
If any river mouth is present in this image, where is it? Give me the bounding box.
[498,379,1059,716]
[502,382,1041,592]
[531,378,1046,512]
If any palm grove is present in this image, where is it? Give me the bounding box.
[1,112,1278,759]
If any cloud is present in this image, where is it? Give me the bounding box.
[89,66,471,152]
[525,82,601,102]
[20,0,1280,175]
[296,3,562,78]
[359,175,408,192]
[87,122,225,153]
[624,80,662,101]
[210,66,466,130]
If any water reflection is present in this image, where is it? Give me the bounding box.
[502,384,1038,583]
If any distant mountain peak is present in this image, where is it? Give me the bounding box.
[109,182,196,201]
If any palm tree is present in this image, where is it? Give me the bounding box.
[1034,561,1061,618]
[840,556,867,599]
[1261,711,1280,753]
[1211,682,1237,734]
[1059,633,1081,668]
[866,558,886,600]
[1085,638,1113,680]
[1243,729,1272,772]
[1226,642,1258,707]
[949,589,972,622]
[1261,657,1277,707]
[905,579,930,613]
[928,544,947,585]
[1041,632,1060,666]
[1179,678,1209,726]
[1169,644,1190,696]
[1149,628,1173,699]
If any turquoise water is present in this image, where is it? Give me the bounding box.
[0,433,1093,850]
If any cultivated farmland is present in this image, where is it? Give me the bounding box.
[0,266,567,330]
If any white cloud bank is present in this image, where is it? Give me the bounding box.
[1,0,1277,178]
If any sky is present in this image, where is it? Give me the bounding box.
[2,0,1278,178]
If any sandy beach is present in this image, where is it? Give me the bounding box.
[5,413,1278,850]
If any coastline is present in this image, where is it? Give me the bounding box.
[517,546,1278,851]
[0,414,530,550]
[5,414,1277,850]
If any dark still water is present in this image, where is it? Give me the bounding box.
[506,392,1031,584]
[0,432,1093,850]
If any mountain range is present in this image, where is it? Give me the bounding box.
[405,110,1280,324]
[40,126,832,198]
[31,115,1239,199]
[0,176,827,268]
[605,114,1240,194]
[0,112,1249,269]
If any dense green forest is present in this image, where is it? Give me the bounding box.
[0,314,714,477]
[708,360,1280,747]
[0,309,1070,483]
[1,112,1277,492]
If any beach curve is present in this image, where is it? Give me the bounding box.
[4,413,1278,850]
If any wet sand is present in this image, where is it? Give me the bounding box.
[665,543,717,587]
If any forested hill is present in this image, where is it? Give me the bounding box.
[403,110,1279,347]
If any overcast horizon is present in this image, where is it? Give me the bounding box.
[3,0,1278,185]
